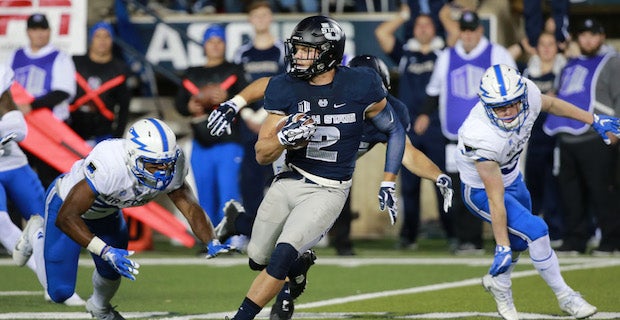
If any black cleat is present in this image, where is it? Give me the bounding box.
[269,298,294,320]
[215,199,244,243]
[289,250,316,300]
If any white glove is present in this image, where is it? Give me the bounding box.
[378,181,398,225]
[435,174,453,213]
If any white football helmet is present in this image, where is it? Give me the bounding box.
[478,64,529,132]
[125,118,180,190]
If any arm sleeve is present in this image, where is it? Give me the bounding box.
[31,90,70,109]
[371,101,405,175]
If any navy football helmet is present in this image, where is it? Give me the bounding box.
[285,15,346,80]
[347,54,391,89]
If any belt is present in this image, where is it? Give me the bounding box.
[275,170,317,185]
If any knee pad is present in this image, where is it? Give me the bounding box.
[265,243,298,280]
[249,258,266,271]
[47,286,74,303]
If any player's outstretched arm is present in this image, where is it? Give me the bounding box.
[401,139,453,213]
[207,77,271,136]
[168,182,237,258]
[541,94,620,144]
[57,179,140,280]
[167,182,215,244]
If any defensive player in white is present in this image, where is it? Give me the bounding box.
[456,64,618,320]
[15,118,231,320]
[0,65,48,276]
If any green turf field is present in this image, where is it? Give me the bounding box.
[1,238,618,319]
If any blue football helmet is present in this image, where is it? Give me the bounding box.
[479,64,529,132]
[285,15,346,80]
[125,118,180,190]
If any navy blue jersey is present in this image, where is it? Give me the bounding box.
[264,66,386,181]
[359,95,410,155]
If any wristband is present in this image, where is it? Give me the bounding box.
[380,181,396,188]
[229,95,247,112]
[87,236,108,256]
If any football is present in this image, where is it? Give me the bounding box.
[276,113,315,150]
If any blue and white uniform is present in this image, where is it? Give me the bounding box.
[456,78,546,251]
[43,139,186,301]
[0,65,45,271]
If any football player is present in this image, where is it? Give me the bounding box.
[215,16,406,320]
[456,64,615,319]
[14,118,232,319]
[209,53,454,320]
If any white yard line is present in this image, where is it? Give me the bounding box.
[1,258,618,319]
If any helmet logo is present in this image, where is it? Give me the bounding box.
[128,127,152,153]
[320,22,341,41]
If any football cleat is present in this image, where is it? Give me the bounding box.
[86,297,125,320]
[45,291,86,306]
[289,250,316,300]
[269,298,294,320]
[482,274,518,320]
[558,290,597,319]
[215,199,244,243]
[13,215,44,266]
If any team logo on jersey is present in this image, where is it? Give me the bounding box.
[87,162,97,174]
[318,99,328,108]
[298,100,311,113]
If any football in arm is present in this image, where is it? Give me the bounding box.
[276,113,315,150]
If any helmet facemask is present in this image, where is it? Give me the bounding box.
[285,39,334,80]
[129,149,179,190]
[483,94,530,132]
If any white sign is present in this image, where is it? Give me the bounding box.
[0,1,87,62]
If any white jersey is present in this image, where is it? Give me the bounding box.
[0,65,28,171]
[456,78,542,188]
[55,139,188,219]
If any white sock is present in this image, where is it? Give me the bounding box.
[0,212,37,271]
[494,253,519,288]
[91,271,121,307]
[0,211,22,253]
[31,223,47,291]
[529,235,570,295]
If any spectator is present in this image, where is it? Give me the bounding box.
[6,13,76,188]
[375,5,454,250]
[232,1,285,245]
[175,24,249,250]
[438,0,480,47]
[544,18,620,255]
[68,21,130,146]
[414,10,516,254]
[522,31,567,248]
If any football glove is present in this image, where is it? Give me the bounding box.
[101,246,140,281]
[207,100,239,136]
[489,245,512,276]
[277,113,316,147]
[435,174,454,213]
[591,114,620,145]
[378,181,398,225]
[0,132,17,157]
[205,239,236,259]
